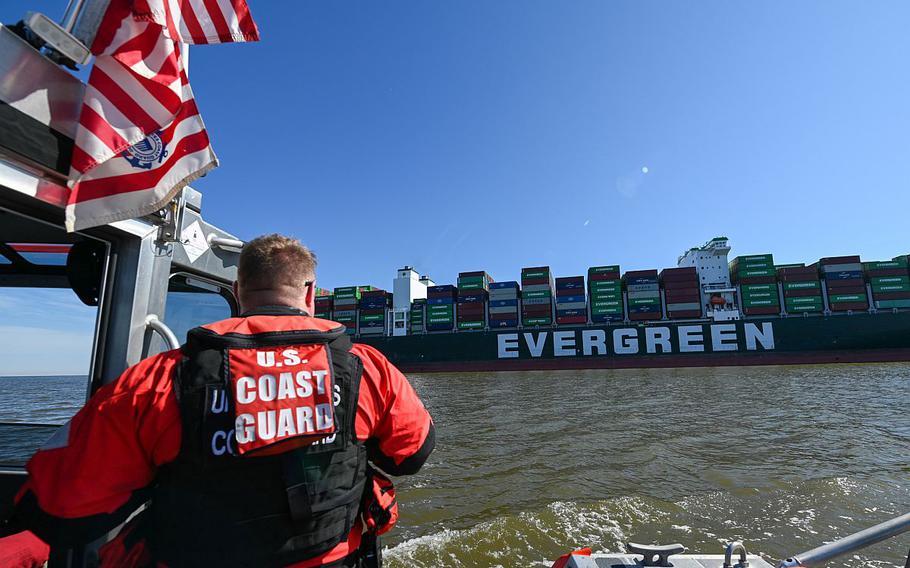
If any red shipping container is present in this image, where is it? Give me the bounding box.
[522,307,552,315]
[820,255,861,265]
[779,272,819,283]
[361,290,388,298]
[457,306,485,316]
[871,291,910,300]
[830,301,868,311]
[826,285,865,295]
[742,306,779,315]
[624,269,659,279]
[556,288,585,297]
[784,288,822,298]
[588,272,620,281]
[521,277,551,286]
[660,271,698,284]
[665,288,700,301]
[629,312,662,321]
[865,268,909,278]
[556,316,587,325]
[736,276,777,285]
[667,310,702,319]
[489,312,518,319]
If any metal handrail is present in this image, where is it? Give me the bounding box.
[207,235,245,250]
[778,512,910,567]
[145,314,180,350]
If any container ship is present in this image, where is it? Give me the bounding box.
[316,237,910,372]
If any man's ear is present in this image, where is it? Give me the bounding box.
[306,280,316,305]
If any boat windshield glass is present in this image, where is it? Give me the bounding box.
[0,209,103,467]
[161,273,234,347]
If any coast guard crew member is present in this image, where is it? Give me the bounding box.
[5,234,436,567]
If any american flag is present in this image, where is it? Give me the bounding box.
[65,0,258,231]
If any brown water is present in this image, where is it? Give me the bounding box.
[1,366,908,566]
[384,363,910,567]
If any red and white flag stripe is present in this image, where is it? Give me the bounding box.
[65,0,257,231]
[133,0,259,44]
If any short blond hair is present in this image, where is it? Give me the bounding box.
[238,234,316,291]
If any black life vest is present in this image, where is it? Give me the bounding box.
[151,308,368,567]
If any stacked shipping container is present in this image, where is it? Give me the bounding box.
[314,294,333,320]
[623,269,662,321]
[333,286,360,335]
[426,285,457,331]
[777,264,823,314]
[731,254,779,316]
[819,256,868,312]
[358,289,390,336]
[521,267,554,326]
[588,266,623,323]
[864,257,910,309]
[660,267,701,319]
[489,281,520,328]
[457,271,492,330]
[410,298,426,333]
[555,276,586,325]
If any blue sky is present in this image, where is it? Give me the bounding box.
[2,1,910,373]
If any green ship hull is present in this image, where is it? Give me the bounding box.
[358,311,910,372]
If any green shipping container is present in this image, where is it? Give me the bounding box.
[458,321,484,329]
[871,276,909,286]
[359,314,385,322]
[783,281,820,290]
[591,307,623,315]
[521,270,550,279]
[743,298,778,307]
[522,317,552,326]
[589,280,622,291]
[522,290,552,299]
[588,265,620,274]
[788,304,823,313]
[873,284,910,293]
[785,296,823,306]
[591,300,622,308]
[741,283,777,292]
[427,309,454,317]
[875,299,910,309]
[829,294,866,303]
[427,316,454,324]
[628,297,660,306]
[743,292,777,301]
[734,268,777,278]
[864,258,908,270]
[736,254,774,263]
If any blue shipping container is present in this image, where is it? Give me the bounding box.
[490,281,519,290]
[555,280,585,290]
[629,305,661,313]
[591,314,623,323]
[489,319,518,328]
[490,299,518,307]
[824,270,864,281]
[555,295,585,304]
[624,276,659,286]
[427,297,455,305]
[556,308,586,317]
